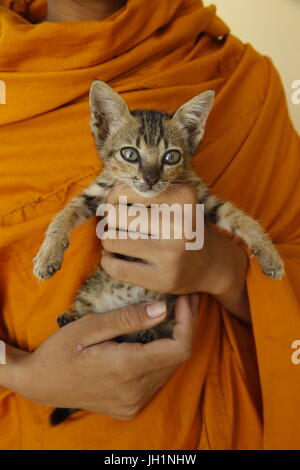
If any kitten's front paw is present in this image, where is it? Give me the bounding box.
[57,312,78,328]
[252,247,285,280]
[33,257,61,279]
[33,240,68,280]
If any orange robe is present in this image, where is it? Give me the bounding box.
[0,0,299,450]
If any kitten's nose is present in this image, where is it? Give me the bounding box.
[143,170,159,188]
[145,176,158,187]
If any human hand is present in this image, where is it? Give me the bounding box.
[101,183,245,296]
[101,183,250,323]
[5,295,199,420]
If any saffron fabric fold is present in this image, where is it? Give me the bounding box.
[0,0,46,22]
[0,0,299,450]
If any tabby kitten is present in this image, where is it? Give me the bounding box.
[33,81,284,424]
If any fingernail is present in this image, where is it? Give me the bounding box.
[146,301,167,318]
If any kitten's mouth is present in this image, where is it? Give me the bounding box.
[118,178,184,197]
[131,179,166,196]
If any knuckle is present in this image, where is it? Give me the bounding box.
[127,387,142,406]
[113,388,141,420]
[118,304,144,332]
[118,307,136,331]
[119,396,141,419]
[117,409,138,421]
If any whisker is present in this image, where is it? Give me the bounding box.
[169,179,189,184]
[165,183,186,195]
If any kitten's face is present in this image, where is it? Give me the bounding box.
[89,81,214,196]
[101,110,189,196]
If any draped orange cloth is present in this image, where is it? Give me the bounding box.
[0,0,45,22]
[0,0,300,450]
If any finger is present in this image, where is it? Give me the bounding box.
[101,232,161,261]
[125,295,196,373]
[108,205,184,240]
[77,300,168,348]
[108,204,153,236]
[101,249,159,288]
[171,295,197,344]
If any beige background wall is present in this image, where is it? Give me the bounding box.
[207,0,300,133]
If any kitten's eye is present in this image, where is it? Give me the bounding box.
[163,150,181,165]
[120,147,140,162]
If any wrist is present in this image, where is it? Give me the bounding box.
[200,223,244,296]
[202,224,251,323]
[0,344,31,392]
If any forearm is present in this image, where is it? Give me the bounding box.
[0,343,29,392]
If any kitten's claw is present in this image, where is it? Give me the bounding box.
[33,257,62,279]
[33,239,69,280]
[252,247,285,280]
[46,262,61,276]
[262,265,284,280]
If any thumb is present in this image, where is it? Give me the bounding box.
[78,301,167,347]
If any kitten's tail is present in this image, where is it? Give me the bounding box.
[50,407,78,425]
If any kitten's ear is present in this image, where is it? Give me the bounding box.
[89,80,131,149]
[172,90,215,154]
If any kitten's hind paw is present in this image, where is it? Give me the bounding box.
[252,247,285,280]
[138,329,158,344]
[57,312,78,328]
[50,407,78,425]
